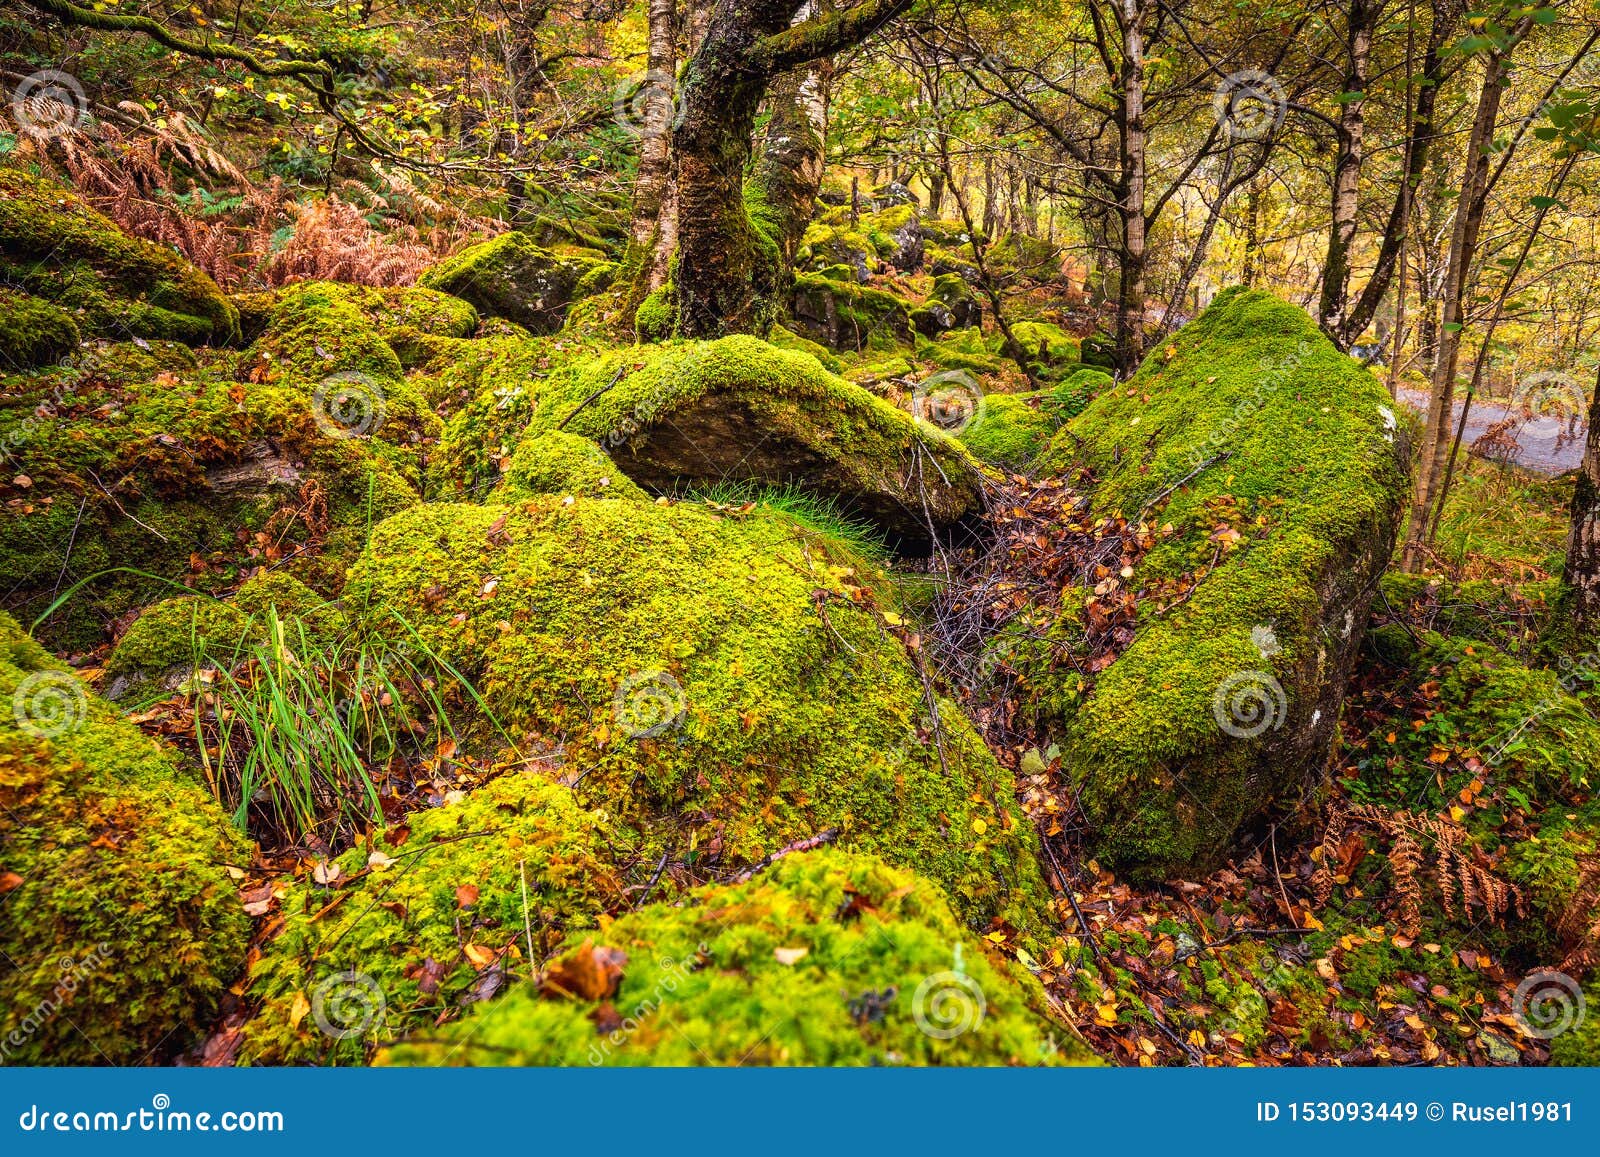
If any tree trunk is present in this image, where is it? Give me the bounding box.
[1241,172,1264,287]
[1565,368,1600,634]
[670,0,911,337]
[1316,0,1376,342]
[748,49,831,269]
[1400,49,1517,569]
[625,0,679,310]
[1113,0,1148,375]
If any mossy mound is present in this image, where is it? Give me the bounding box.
[960,393,1057,471]
[860,203,924,271]
[236,282,477,371]
[0,167,238,345]
[347,496,1047,929]
[1037,288,1409,879]
[0,340,418,650]
[796,222,880,282]
[988,233,1058,282]
[1003,321,1079,368]
[911,274,982,337]
[789,274,914,353]
[525,336,985,548]
[491,429,647,502]
[381,849,1092,1066]
[0,289,81,369]
[239,771,624,1064]
[423,334,602,497]
[767,323,843,372]
[1550,987,1600,1065]
[105,572,343,700]
[420,231,604,335]
[0,611,250,1063]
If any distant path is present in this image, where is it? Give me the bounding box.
[1395,386,1586,475]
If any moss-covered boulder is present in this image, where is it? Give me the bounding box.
[989,233,1058,282]
[1004,321,1079,369]
[104,572,343,701]
[0,338,420,651]
[491,429,647,502]
[861,204,924,272]
[524,337,984,548]
[796,222,880,283]
[1080,332,1117,370]
[235,281,477,370]
[0,612,249,1063]
[381,849,1093,1066]
[238,771,624,1063]
[420,231,604,335]
[1035,289,1409,879]
[960,393,1057,471]
[790,274,914,353]
[0,167,238,345]
[0,289,81,369]
[347,496,1047,929]
[911,274,983,338]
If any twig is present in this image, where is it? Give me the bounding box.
[84,467,170,541]
[729,828,840,884]
[556,365,628,431]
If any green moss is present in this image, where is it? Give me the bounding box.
[1035,289,1409,879]
[492,429,647,502]
[107,572,345,694]
[521,336,984,545]
[1550,986,1600,1065]
[0,611,250,1063]
[424,334,601,498]
[790,274,914,352]
[422,231,604,335]
[1000,321,1080,368]
[988,233,1058,280]
[381,849,1094,1066]
[238,771,624,1064]
[0,341,418,650]
[633,284,676,341]
[767,323,843,372]
[346,496,1047,930]
[0,167,238,344]
[0,290,80,369]
[797,222,880,281]
[959,392,1057,471]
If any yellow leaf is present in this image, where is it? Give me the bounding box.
[463,943,498,968]
[289,991,310,1030]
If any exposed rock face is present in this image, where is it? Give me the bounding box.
[861,204,924,271]
[1030,289,1410,880]
[529,336,984,548]
[420,231,604,334]
[911,273,983,337]
[789,273,914,353]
